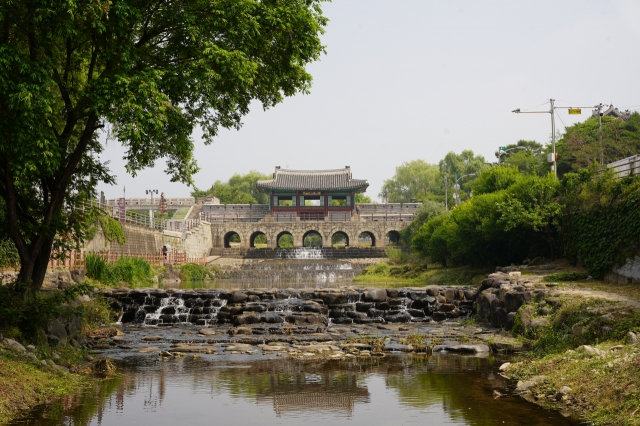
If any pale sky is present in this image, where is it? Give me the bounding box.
[97,0,640,201]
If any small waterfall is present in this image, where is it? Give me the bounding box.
[137,293,227,326]
[276,248,325,259]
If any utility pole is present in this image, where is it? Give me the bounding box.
[512,99,603,177]
[596,103,604,166]
[145,189,158,228]
[550,99,556,176]
[453,173,476,207]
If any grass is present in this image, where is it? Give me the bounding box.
[542,271,590,282]
[505,295,640,425]
[354,261,490,287]
[0,347,91,425]
[85,254,154,286]
[179,263,214,282]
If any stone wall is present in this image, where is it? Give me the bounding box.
[83,222,212,259]
[606,256,640,284]
[210,221,409,249]
[103,285,478,327]
[217,247,388,259]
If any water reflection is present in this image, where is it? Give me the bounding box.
[11,356,581,426]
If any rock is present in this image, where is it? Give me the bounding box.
[70,269,85,283]
[385,311,412,323]
[66,316,83,338]
[577,345,605,357]
[504,291,532,313]
[137,347,159,353]
[432,312,447,322]
[142,336,163,341]
[499,362,511,372]
[171,344,218,353]
[363,289,387,303]
[443,344,490,354]
[571,323,585,336]
[386,288,399,299]
[317,292,346,305]
[4,338,26,352]
[198,328,217,336]
[528,317,549,329]
[516,375,546,392]
[229,292,248,303]
[228,326,252,336]
[47,319,68,346]
[226,343,254,352]
[628,332,638,344]
[425,286,440,297]
[438,303,456,312]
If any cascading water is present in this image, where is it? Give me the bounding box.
[135,293,227,326]
[277,248,325,259]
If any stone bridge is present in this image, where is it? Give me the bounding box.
[210,221,410,249]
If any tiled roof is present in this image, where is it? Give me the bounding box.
[256,167,369,192]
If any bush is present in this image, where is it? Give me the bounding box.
[179,263,214,281]
[85,254,153,286]
[542,271,589,282]
[0,238,19,270]
[387,248,409,264]
[0,281,93,341]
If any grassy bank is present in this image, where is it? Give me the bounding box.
[500,277,640,425]
[354,261,490,287]
[0,344,93,424]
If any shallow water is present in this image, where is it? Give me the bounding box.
[11,355,580,425]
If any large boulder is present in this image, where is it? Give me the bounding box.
[425,286,440,297]
[47,318,68,346]
[363,289,387,303]
[385,311,412,323]
[317,292,347,306]
[70,269,85,283]
[504,291,533,313]
[229,292,248,304]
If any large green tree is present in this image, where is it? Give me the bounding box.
[379,160,441,203]
[0,0,327,292]
[556,113,640,177]
[193,170,271,204]
[439,150,487,205]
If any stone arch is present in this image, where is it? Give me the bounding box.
[249,231,268,248]
[330,230,350,247]
[302,229,323,248]
[386,230,401,245]
[276,230,295,248]
[224,231,242,248]
[358,231,376,247]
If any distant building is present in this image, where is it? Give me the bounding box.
[592,105,632,121]
[256,167,369,221]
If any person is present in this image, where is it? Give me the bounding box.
[162,245,168,258]
[356,205,361,215]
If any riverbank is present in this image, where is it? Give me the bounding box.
[0,342,91,425]
[487,268,640,425]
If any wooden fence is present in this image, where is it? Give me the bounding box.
[48,250,207,269]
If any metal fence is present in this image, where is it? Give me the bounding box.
[48,249,207,269]
[608,155,640,179]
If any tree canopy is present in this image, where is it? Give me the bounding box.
[0,0,328,292]
[192,171,271,204]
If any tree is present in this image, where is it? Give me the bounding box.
[379,160,441,203]
[495,140,547,175]
[193,171,271,204]
[439,150,487,206]
[556,113,640,177]
[0,0,327,293]
[355,193,373,204]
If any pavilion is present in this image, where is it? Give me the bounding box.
[256,167,369,221]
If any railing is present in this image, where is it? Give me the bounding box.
[608,155,640,179]
[48,249,207,269]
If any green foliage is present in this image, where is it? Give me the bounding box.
[0,0,327,291]
[0,282,93,340]
[98,215,126,245]
[303,233,322,247]
[355,193,373,204]
[85,254,153,286]
[412,170,560,266]
[387,248,409,264]
[380,160,442,203]
[254,234,267,245]
[0,239,20,270]
[179,263,214,282]
[556,113,640,177]
[471,166,522,195]
[400,200,446,244]
[542,272,589,282]
[495,140,548,175]
[560,170,640,278]
[278,234,294,248]
[193,171,272,204]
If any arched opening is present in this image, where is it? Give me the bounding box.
[358,231,376,247]
[250,231,268,249]
[224,231,241,248]
[276,231,294,248]
[331,231,349,248]
[386,230,401,246]
[303,231,323,248]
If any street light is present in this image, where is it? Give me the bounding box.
[453,173,476,207]
[495,146,530,163]
[145,189,158,228]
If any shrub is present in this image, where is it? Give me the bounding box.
[387,248,409,264]
[0,238,19,270]
[85,254,153,286]
[542,271,589,282]
[179,263,214,282]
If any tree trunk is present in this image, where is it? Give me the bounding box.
[30,237,54,295]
